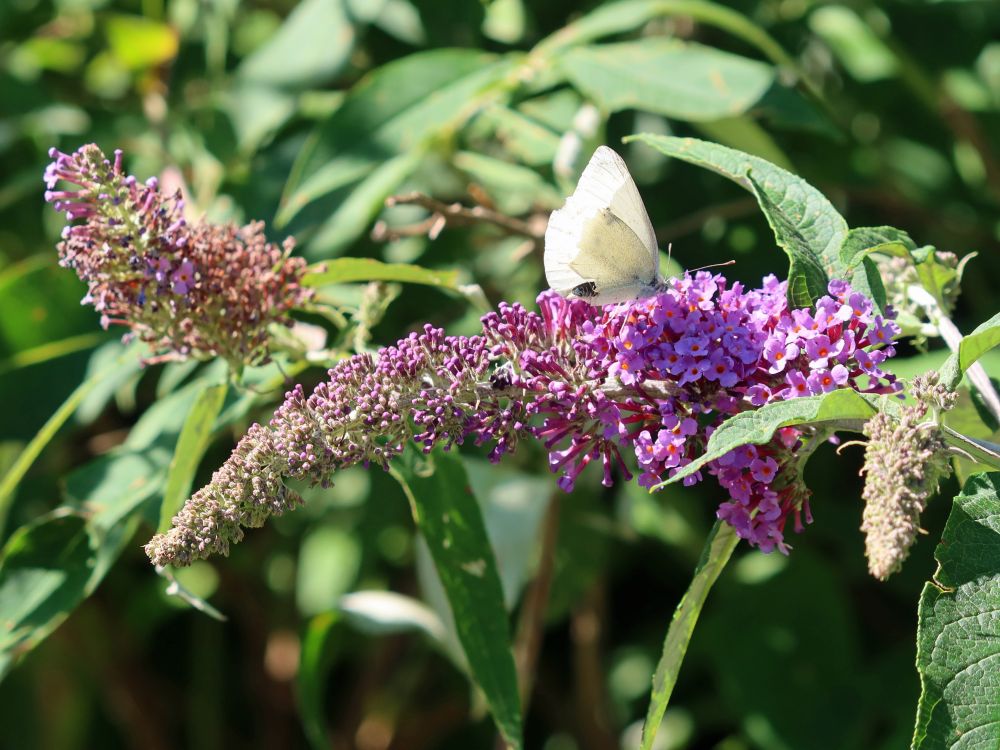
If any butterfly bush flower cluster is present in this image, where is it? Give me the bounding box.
[44,144,312,367]
[147,272,901,566]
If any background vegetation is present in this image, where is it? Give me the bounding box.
[2,0,999,748]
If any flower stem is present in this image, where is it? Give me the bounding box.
[640,518,740,750]
[908,285,1000,423]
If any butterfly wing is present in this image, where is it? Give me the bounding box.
[544,146,660,305]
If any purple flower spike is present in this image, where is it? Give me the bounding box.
[43,144,312,366]
[146,265,902,567]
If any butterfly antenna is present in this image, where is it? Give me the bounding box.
[689,259,736,273]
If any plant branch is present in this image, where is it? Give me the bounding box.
[371,192,545,249]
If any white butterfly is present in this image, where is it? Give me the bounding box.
[544,145,665,306]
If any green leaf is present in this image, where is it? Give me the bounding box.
[836,226,914,312]
[626,134,849,290]
[0,345,139,538]
[536,0,790,70]
[940,312,1000,390]
[236,0,355,88]
[297,612,342,750]
[157,382,228,534]
[104,15,179,70]
[0,447,166,679]
[0,258,92,355]
[560,39,776,122]
[744,173,829,307]
[641,519,739,749]
[304,257,461,289]
[391,447,523,750]
[306,149,425,257]
[659,390,884,487]
[912,472,1000,749]
[279,50,512,226]
[0,512,94,679]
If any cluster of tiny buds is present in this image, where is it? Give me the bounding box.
[859,373,955,579]
[44,144,313,367]
[148,272,903,567]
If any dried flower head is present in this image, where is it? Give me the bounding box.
[44,144,312,367]
[147,274,902,567]
[860,373,955,580]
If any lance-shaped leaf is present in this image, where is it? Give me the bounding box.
[912,472,1000,749]
[658,390,885,487]
[391,447,523,749]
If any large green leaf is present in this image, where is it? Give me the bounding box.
[745,173,829,307]
[560,40,775,122]
[659,390,884,487]
[0,376,217,678]
[0,344,140,537]
[912,472,1000,749]
[391,447,523,750]
[626,134,850,293]
[940,312,1000,390]
[279,49,513,226]
[0,448,165,679]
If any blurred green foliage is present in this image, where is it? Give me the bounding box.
[2,0,1000,748]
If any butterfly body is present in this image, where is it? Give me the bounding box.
[544,146,663,306]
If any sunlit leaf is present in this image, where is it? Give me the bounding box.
[627,134,857,304]
[304,257,460,289]
[158,382,228,534]
[104,15,179,70]
[560,40,775,122]
[659,390,885,487]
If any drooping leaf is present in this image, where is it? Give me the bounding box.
[0,512,94,679]
[560,40,775,122]
[940,312,1000,390]
[391,447,523,750]
[745,173,829,307]
[626,134,850,296]
[659,390,885,487]
[158,382,229,534]
[912,472,1000,749]
[0,447,166,679]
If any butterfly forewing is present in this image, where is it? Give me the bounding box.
[543,146,660,305]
